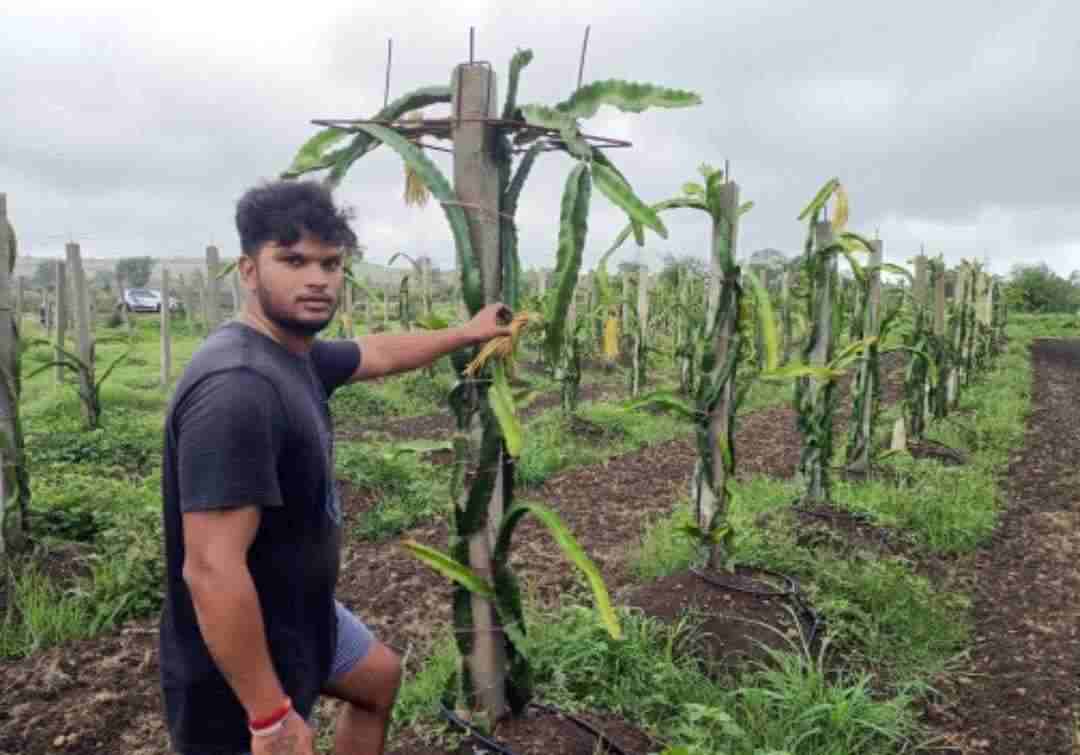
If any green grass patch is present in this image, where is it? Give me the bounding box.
[0,565,95,658]
[335,441,450,540]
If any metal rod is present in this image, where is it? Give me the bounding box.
[469,27,474,64]
[576,25,591,90]
[384,38,392,108]
[724,158,730,181]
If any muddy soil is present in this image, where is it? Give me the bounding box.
[924,338,1080,755]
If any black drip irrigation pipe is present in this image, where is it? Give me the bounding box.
[690,565,796,598]
[691,565,823,649]
[439,704,517,755]
[439,701,630,755]
[791,502,877,524]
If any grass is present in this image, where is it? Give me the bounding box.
[0,564,96,658]
[335,441,451,540]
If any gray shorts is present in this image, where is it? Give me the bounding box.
[185,600,373,755]
[327,599,375,682]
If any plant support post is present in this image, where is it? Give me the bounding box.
[450,60,509,723]
[797,221,837,504]
[161,265,172,387]
[0,193,28,558]
[846,239,881,472]
[694,181,741,568]
[54,260,67,385]
[205,245,221,333]
[66,242,97,427]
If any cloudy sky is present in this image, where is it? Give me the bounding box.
[3,0,1078,278]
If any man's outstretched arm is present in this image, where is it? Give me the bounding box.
[348,302,510,382]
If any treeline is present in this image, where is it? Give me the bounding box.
[1003,264,1079,314]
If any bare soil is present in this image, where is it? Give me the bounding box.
[388,706,659,755]
[623,569,808,677]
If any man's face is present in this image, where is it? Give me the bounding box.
[242,234,344,337]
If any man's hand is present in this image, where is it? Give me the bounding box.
[462,302,513,345]
[250,710,315,755]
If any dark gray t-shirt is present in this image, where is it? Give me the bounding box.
[158,322,360,755]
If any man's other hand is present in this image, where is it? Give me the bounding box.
[250,710,316,755]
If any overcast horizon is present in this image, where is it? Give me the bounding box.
[3,0,1078,278]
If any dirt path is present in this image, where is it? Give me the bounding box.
[928,338,1080,754]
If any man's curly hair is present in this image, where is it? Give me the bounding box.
[235,180,356,256]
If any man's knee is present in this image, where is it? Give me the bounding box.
[326,641,402,712]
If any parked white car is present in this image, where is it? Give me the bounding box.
[120,288,181,313]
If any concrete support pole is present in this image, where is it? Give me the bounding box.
[780,268,793,364]
[341,265,354,337]
[231,269,244,318]
[14,277,23,329]
[205,245,221,333]
[848,240,882,471]
[800,221,837,503]
[161,266,172,387]
[115,269,131,332]
[54,260,67,385]
[361,276,370,328]
[693,182,741,565]
[912,255,931,421]
[450,60,508,722]
[66,243,96,426]
[0,193,25,558]
[191,269,206,333]
[631,270,650,396]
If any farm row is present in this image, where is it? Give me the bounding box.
[1,310,1076,753]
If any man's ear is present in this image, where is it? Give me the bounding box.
[238,254,258,291]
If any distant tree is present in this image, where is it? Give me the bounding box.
[92,270,115,292]
[31,260,54,289]
[116,257,156,288]
[659,252,707,288]
[745,247,789,269]
[617,260,647,275]
[1005,263,1080,313]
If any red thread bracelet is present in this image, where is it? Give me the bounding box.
[249,698,291,733]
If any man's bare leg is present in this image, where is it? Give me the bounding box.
[322,641,402,755]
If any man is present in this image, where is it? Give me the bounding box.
[158,180,510,755]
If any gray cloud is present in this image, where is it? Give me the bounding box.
[3,0,1078,280]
